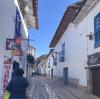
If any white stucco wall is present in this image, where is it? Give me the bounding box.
[53,23,87,86]
[0,0,16,95]
[20,22,28,77]
[14,0,29,76]
[0,0,29,95]
[81,2,100,54]
[51,1,100,87]
[45,53,57,78]
[76,1,100,86]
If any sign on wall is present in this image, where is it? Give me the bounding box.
[6,39,14,50]
[3,61,12,93]
[87,52,100,66]
[11,49,23,56]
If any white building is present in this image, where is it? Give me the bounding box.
[42,49,54,78]
[49,0,100,97]
[27,45,36,80]
[28,45,36,57]
[35,55,48,75]
[35,50,55,78]
[0,0,38,97]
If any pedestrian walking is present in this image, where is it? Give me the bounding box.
[6,68,29,99]
[32,69,35,77]
[11,63,19,79]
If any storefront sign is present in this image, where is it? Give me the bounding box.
[11,49,23,56]
[87,52,100,66]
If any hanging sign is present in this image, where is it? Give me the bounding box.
[16,37,21,45]
[11,49,23,56]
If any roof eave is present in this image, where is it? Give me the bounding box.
[73,0,98,24]
[49,5,80,48]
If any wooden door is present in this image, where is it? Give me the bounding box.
[91,67,100,97]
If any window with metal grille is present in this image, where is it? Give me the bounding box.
[94,12,100,48]
[59,43,65,62]
[53,52,57,65]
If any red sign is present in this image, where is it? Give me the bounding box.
[16,38,21,45]
[3,63,11,93]
[4,61,12,64]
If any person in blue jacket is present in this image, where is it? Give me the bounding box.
[6,68,29,99]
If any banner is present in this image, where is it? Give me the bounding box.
[15,9,21,38]
[15,8,22,49]
[3,61,12,93]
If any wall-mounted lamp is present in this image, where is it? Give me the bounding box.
[86,32,94,40]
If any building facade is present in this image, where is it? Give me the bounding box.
[35,55,48,75]
[27,45,36,80]
[0,0,38,97]
[49,0,100,97]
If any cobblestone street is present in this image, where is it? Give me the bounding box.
[27,76,100,99]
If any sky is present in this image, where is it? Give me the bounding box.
[29,0,78,58]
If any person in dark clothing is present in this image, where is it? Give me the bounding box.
[11,62,19,78]
[6,68,29,99]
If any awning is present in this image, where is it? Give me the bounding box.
[85,64,100,69]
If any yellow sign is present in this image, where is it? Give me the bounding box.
[11,49,23,56]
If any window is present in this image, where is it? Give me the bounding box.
[53,52,57,65]
[94,12,100,48]
[59,51,64,62]
[59,43,65,62]
[53,58,57,65]
[48,59,50,68]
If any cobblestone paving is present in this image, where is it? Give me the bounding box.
[45,77,100,99]
[27,76,100,99]
[27,76,60,99]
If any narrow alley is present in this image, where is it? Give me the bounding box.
[27,76,100,99]
[1,0,100,99]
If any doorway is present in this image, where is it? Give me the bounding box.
[91,67,100,97]
[51,69,53,79]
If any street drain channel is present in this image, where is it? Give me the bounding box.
[45,84,61,99]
